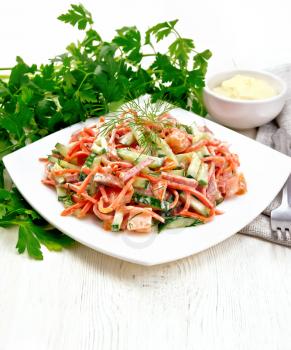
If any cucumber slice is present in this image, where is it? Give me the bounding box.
[55,143,70,158]
[196,146,210,158]
[55,177,65,184]
[157,138,178,165]
[197,163,209,186]
[56,186,67,200]
[180,192,210,217]
[56,186,74,208]
[187,152,201,178]
[91,145,106,155]
[80,153,99,180]
[92,155,102,168]
[88,180,98,196]
[191,122,204,143]
[169,169,185,176]
[117,149,164,169]
[133,177,149,189]
[48,155,59,163]
[158,216,202,232]
[176,152,194,164]
[92,136,108,155]
[119,131,135,146]
[111,210,124,232]
[191,122,214,143]
[84,152,96,168]
[51,162,65,184]
[132,192,170,211]
[58,159,80,170]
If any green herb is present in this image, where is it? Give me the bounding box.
[0,188,74,260]
[0,3,211,259]
[100,99,174,154]
[57,4,93,30]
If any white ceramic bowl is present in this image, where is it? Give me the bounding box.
[203,69,287,129]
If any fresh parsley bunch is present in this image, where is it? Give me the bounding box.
[0,3,211,259]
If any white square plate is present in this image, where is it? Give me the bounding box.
[3,108,291,265]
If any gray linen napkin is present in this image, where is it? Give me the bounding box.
[239,64,291,246]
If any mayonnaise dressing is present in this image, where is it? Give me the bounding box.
[213,74,278,100]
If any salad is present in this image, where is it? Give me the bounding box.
[41,105,247,233]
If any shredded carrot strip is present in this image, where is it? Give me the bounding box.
[77,166,99,194]
[169,190,179,209]
[41,179,55,186]
[53,169,80,176]
[103,220,113,231]
[72,194,79,203]
[66,151,90,161]
[215,208,224,215]
[61,201,86,216]
[98,177,136,214]
[181,191,191,212]
[81,167,91,175]
[179,210,213,223]
[62,183,96,203]
[160,161,177,171]
[139,174,159,183]
[184,140,208,153]
[39,157,48,162]
[202,156,225,163]
[77,201,93,218]
[166,181,214,209]
[124,206,165,223]
[108,161,132,168]
[80,193,97,204]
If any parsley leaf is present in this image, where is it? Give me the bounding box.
[168,38,195,67]
[0,188,74,260]
[58,4,93,30]
[145,20,178,45]
[17,224,43,260]
[113,27,143,64]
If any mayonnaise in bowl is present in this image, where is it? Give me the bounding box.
[203,69,287,129]
[213,74,278,100]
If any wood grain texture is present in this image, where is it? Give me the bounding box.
[1,227,291,350]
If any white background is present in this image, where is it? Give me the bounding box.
[0,0,290,73]
[1,1,291,350]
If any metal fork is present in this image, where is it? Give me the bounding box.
[271,174,291,240]
[271,129,291,241]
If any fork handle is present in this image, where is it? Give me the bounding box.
[281,174,291,207]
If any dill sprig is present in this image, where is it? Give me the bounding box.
[99,99,175,154]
